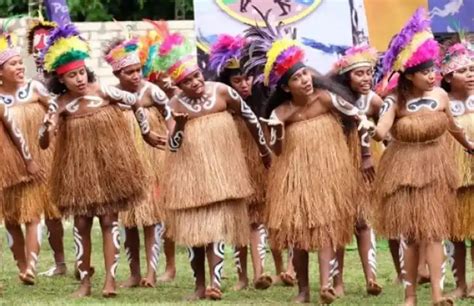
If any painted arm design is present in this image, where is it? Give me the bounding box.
[2,104,32,161]
[150,84,172,121]
[168,112,187,152]
[39,99,59,150]
[328,92,372,159]
[370,96,396,141]
[226,86,271,158]
[101,84,152,136]
[260,111,284,156]
[446,103,474,152]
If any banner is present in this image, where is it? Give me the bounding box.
[194,0,370,75]
[193,0,473,76]
[44,0,71,26]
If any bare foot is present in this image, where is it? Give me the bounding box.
[293,291,310,303]
[320,287,337,304]
[448,286,467,300]
[254,274,273,290]
[102,280,117,298]
[71,281,91,298]
[120,275,141,288]
[432,297,454,306]
[157,268,176,283]
[467,284,474,298]
[140,276,156,288]
[333,284,345,298]
[185,287,206,301]
[280,272,296,287]
[233,278,249,291]
[19,269,36,285]
[205,286,222,300]
[367,279,383,296]
[39,263,67,277]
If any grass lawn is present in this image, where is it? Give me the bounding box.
[0,221,473,305]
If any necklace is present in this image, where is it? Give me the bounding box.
[178,84,217,113]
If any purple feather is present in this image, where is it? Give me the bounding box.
[383,7,431,73]
[39,23,83,62]
[209,34,245,75]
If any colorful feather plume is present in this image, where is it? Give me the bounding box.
[40,23,90,73]
[104,37,141,71]
[383,7,437,73]
[441,42,473,75]
[242,6,304,87]
[335,44,378,74]
[209,34,245,76]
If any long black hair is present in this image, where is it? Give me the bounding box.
[216,67,269,118]
[47,67,96,95]
[440,73,452,93]
[262,68,356,119]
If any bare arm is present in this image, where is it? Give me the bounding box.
[101,84,166,148]
[444,94,474,151]
[39,98,60,150]
[149,84,173,132]
[167,99,187,152]
[372,95,397,141]
[1,104,32,162]
[260,110,284,156]
[224,85,271,167]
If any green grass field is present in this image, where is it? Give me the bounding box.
[0,221,473,305]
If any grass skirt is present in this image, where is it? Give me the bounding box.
[0,117,30,190]
[162,112,253,246]
[234,117,267,225]
[2,103,60,224]
[50,106,147,217]
[373,112,458,241]
[448,113,474,239]
[266,113,357,251]
[119,108,166,227]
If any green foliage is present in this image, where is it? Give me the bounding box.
[0,0,194,21]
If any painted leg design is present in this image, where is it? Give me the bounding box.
[205,242,225,300]
[39,218,66,277]
[187,246,206,301]
[251,224,272,289]
[100,214,120,298]
[233,246,249,290]
[72,216,93,298]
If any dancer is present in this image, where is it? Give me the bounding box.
[39,23,165,297]
[370,8,473,306]
[330,44,383,296]
[209,33,286,290]
[104,36,170,288]
[26,16,67,278]
[0,20,54,285]
[0,23,44,285]
[139,20,178,282]
[440,42,474,299]
[243,9,374,304]
[156,30,271,300]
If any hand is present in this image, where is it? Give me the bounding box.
[361,156,375,183]
[260,151,272,169]
[172,111,188,127]
[43,113,56,131]
[26,160,46,183]
[358,117,376,134]
[144,131,167,149]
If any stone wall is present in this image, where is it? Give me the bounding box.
[2,19,195,85]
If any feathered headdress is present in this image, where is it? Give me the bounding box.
[152,30,197,84]
[440,43,473,75]
[383,7,439,74]
[335,44,378,74]
[138,20,169,80]
[0,17,21,66]
[27,17,57,55]
[104,37,141,72]
[209,34,246,76]
[40,23,90,75]
[242,7,305,87]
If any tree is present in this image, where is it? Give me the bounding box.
[0,0,194,21]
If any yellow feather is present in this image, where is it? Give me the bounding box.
[44,36,89,71]
[263,39,300,85]
[394,31,433,72]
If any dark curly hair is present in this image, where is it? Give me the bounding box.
[47,67,96,95]
[215,68,269,117]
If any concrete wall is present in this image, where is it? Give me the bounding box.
[2,19,195,85]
